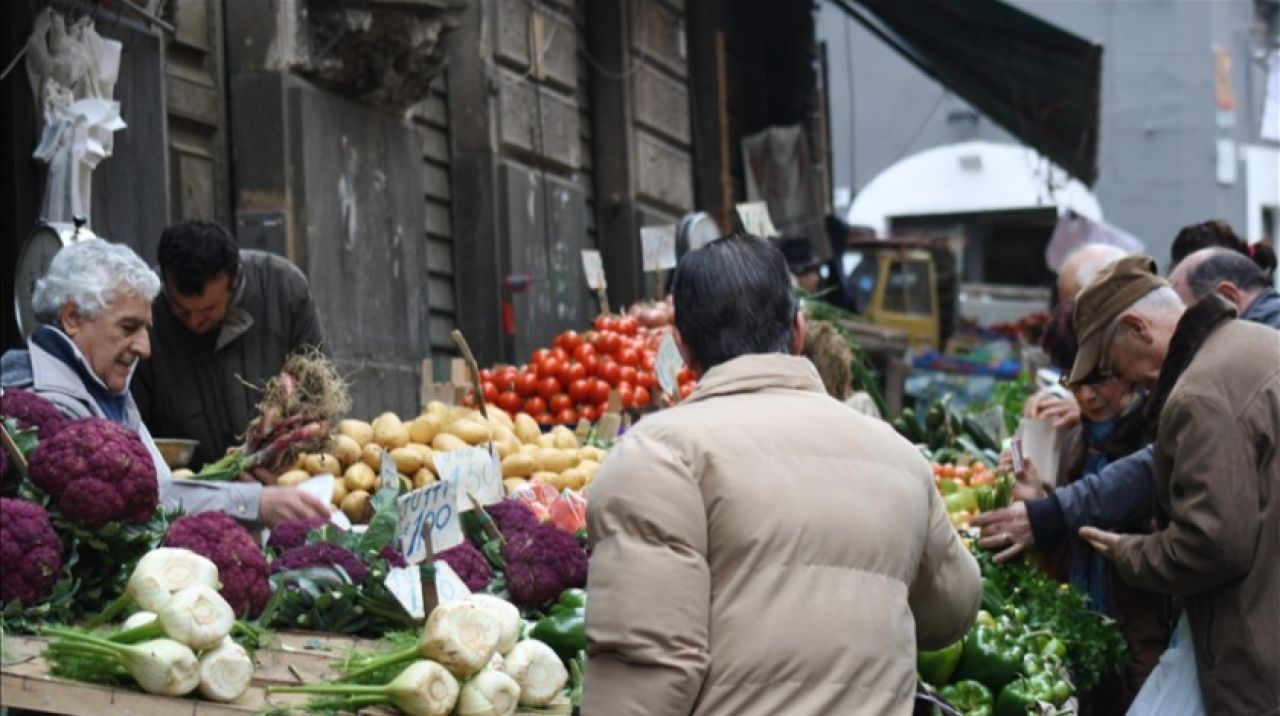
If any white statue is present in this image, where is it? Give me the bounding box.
[25,9,126,224]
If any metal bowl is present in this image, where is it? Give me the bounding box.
[153,438,199,469]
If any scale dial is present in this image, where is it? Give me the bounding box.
[14,222,96,339]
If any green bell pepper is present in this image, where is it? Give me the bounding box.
[938,679,993,716]
[530,607,586,661]
[994,673,1059,716]
[918,639,964,687]
[551,588,587,612]
[954,623,1024,693]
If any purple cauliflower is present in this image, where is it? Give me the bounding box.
[486,499,540,538]
[273,542,370,585]
[436,541,493,592]
[265,516,332,555]
[502,523,588,607]
[165,512,271,617]
[27,418,157,526]
[0,498,64,605]
[379,545,407,568]
[0,389,69,438]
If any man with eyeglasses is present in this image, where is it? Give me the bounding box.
[1062,255,1280,714]
[131,220,330,486]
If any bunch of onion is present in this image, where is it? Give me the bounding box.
[87,547,220,627]
[194,351,349,481]
[339,599,507,683]
[269,659,459,716]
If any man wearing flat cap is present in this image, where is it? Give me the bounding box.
[1070,255,1280,714]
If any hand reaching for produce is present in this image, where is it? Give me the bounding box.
[1024,392,1081,429]
[1078,526,1121,557]
[259,487,331,528]
[970,503,1034,563]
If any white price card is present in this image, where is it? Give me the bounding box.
[384,566,425,619]
[378,448,399,493]
[432,560,473,603]
[396,477,464,564]
[736,202,778,238]
[655,330,684,397]
[433,446,504,511]
[296,475,351,530]
[581,249,607,290]
[640,225,678,272]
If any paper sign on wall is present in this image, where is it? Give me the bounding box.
[433,446,503,511]
[581,250,607,290]
[396,477,463,564]
[640,225,678,272]
[736,202,778,238]
[655,330,684,397]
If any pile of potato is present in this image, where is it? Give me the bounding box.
[279,401,606,523]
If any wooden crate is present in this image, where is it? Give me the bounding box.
[0,632,395,716]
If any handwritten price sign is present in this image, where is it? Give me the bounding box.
[640,225,678,272]
[396,477,463,564]
[656,330,684,397]
[433,446,503,511]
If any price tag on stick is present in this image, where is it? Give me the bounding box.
[736,202,779,238]
[396,478,464,564]
[379,448,400,493]
[581,250,606,290]
[434,446,503,511]
[655,330,685,398]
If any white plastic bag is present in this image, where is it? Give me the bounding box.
[1126,614,1206,715]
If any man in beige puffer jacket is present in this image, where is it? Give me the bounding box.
[584,234,981,715]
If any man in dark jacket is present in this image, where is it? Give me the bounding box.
[1171,247,1280,329]
[132,220,329,472]
[1072,256,1280,714]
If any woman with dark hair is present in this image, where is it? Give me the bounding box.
[1170,219,1276,279]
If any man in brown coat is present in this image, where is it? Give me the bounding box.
[583,234,981,715]
[1072,255,1280,714]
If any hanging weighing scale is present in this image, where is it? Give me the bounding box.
[13,219,97,340]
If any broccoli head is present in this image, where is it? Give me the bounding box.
[165,512,271,617]
[0,388,69,438]
[486,499,540,538]
[27,418,158,526]
[265,516,332,555]
[0,498,64,605]
[436,541,493,592]
[502,523,587,607]
[273,542,370,585]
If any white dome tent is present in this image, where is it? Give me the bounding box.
[846,140,1104,237]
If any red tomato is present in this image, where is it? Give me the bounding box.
[531,348,551,365]
[538,357,561,380]
[482,381,499,404]
[640,352,656,371]
[594,315,616,333]
[497,391,523,414]
[495,367,518,390]
[619,365,638,385]
[581,354,599,376]
[636,371,655,390]
[580,405,600,422]
[516,371,539,397]
[555,408,577,425]
[479,368,494,383]
[568,378,592,404]
[567,362,587,383]
[550,393,573,414]
[524,396,547,416]
[617,383,634,408]
[573,343,596,363]
[599,361,622,386]
[633,386,651,407]
[537,377,561,401]
[600,332,622,356]
[618,348,640,367]
[678,367,694,383]
[557,330,582,353]
[535,413,555,427]
[591,378,612,404]
[679,382,695,398]
[616,316,638,336]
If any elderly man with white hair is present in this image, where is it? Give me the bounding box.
[0,238,330,528]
